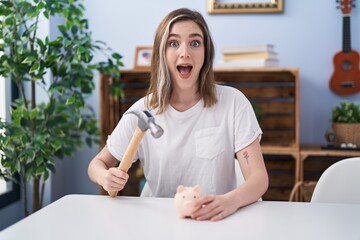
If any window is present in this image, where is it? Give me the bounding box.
[0,75,20,209]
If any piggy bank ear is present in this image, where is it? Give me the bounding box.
[193,185,201,193]
[177,185,185,193]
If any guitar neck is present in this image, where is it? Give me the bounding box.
[343,16,351,53]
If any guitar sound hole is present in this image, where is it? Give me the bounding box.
[341,60,353,70]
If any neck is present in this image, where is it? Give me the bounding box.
[343,16,351,53]
[170,89,201,112]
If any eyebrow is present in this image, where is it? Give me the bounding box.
[168,33,204,39]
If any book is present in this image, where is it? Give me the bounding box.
[215,58,279,68]
[223,51,278,61]
[221,44,275,54]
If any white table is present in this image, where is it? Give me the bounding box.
[1,194,359,240]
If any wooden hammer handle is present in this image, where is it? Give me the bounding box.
[108,127,145,197]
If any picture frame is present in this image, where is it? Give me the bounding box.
[134,46,153,69]
[207,0,283,14]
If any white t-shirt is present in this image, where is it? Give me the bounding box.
[106,84,262,197]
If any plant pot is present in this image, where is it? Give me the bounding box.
[332,123,360,146]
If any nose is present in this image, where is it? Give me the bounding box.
[179,44,190,59]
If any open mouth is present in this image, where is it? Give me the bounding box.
[177,65,193,76]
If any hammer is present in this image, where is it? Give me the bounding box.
[108,110,164,197]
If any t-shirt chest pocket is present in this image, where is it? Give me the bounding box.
[195,127,225,159]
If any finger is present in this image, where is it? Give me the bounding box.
[194,205,222,221]
[210,210,227,221]
[103,172,128,191]
[109,178,127,188]
[192,200,218,219]
[193,195,215,209]
[109,168,129,180]
[103,179,120,191]
[106,179,127,192]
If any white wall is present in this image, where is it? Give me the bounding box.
[1,0,360,230]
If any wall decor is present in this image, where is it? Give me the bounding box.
[134,46,153,69]
[208,0,283,14]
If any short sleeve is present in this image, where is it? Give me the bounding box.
[106,98,147,161]
[234,93,262,153]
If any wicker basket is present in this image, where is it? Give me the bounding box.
[289,181,317,202]
[332,123,360,145]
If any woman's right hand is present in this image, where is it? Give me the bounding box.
[88,146,130,193]
[100,167,129,192]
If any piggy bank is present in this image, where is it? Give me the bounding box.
[174,185,202,218]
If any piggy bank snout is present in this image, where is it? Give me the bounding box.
[184,199,196,209]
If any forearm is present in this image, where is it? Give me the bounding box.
[226,170,269,209]
[88,159,110,186]
[231,138,269,209]
[87,146,119,186]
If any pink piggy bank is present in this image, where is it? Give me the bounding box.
[174,185,202,218]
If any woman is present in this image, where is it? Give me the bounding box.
[88,8,268,221]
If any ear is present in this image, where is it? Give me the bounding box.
[177,185,185,193]
[193,185,201,193]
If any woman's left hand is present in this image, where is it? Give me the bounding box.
[190,195,239,221]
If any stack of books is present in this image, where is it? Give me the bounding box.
[215,44,279,68]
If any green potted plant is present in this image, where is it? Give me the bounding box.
[331,101,360,147]
[251,102,263,123]
[0,0,123,216]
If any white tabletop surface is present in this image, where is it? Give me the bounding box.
[1,194,360,240]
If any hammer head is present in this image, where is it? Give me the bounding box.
[127,110,164,138]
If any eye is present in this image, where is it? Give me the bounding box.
[182,195,185,199]
[191,40,201,47]
[193,196,197,198]
[169,40,178,47]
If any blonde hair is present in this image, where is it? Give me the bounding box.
[146,8,217,114]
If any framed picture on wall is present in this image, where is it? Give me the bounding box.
[207,0,283,14]
[134,46,153,69]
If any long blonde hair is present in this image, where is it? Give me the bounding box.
[145,8,217,114]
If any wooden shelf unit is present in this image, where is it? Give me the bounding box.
[299,145,360,182]
[99,68,300,199]
[287,145,360,202]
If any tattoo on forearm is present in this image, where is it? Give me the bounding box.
[243,151,250,164]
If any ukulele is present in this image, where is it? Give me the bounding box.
[329,0,360,95]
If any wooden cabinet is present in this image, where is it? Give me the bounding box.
[99,68,300,199]
[289,145,360,202]
[214,68,300,148]
[300,145,360,182]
